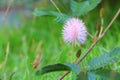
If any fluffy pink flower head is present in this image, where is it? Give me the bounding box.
[62,18,87,44]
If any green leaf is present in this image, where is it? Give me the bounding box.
[65,63,81,74]
[76,69,120,80]
[33,10,50,16]
[33,10,72,23]
[36,63,70,75]
[70,0,101,17]
[89,69,120,80]
[86,47,120,70]
[70,0,89,17]
[88,72,96,80]
[85,0,102,12]
[76,72,88,80]
[36,63,81,75]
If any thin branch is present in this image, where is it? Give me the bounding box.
[100,8,120,38]
[76,8,120,66]
[58,39,99,80]
[75,39,99,64]
[56,0,68,13]
[3,0,14,23]
[58,72,70,80]
[59,8,120,80]
[50,0,63,16]
[87,32,93,39]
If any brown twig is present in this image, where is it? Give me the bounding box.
[75,39,98,64]
[58,8,120,80]
[100,8,120,38]
[58,71,70,80]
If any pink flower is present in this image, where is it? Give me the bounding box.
[62,18,87,44]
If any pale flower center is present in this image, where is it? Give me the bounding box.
[71,26,77,40]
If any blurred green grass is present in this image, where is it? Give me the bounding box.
[0,1,120,80]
